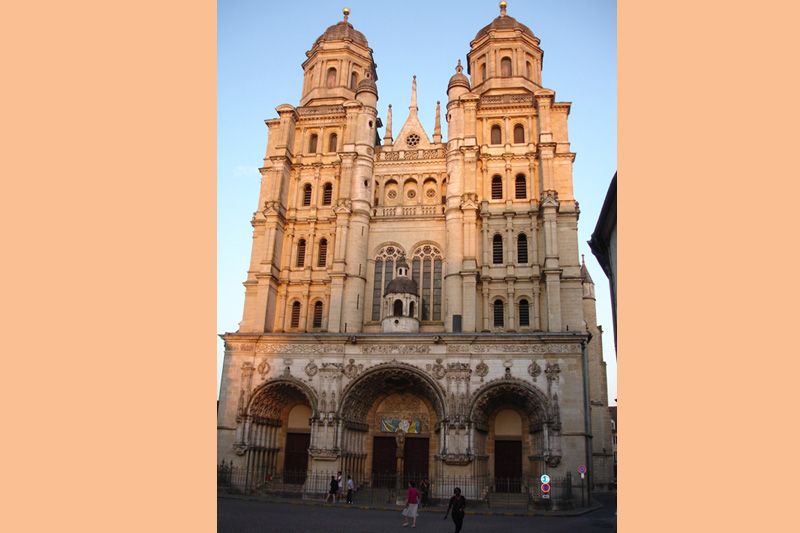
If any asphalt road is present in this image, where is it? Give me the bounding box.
[218,495,616,533]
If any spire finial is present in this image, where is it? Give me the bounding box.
[499,1,507,17]
[383,104,393,144]
[456,59,463,73]
[343,7,350,22]
[409,75,418,114]
[433,100,442,143]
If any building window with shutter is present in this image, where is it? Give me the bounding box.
[493,299,505,327]
[322,183,333,205]
[491,175,503,199]
[517,233,528,264]
[519,299,530,327]
[501,57,512,77]
[492,234,503,264]
[328,133,338,152]
[308,134,318,154]
[514,124,525,144]
[296,239,306,267]
[290,301,301,328]
[350,72,358,90]
[318,238,328,267]
[302,184,312,206]
[515,174,526,199]
[326,67,337,88]
[312,301,323,328]
[490,125,502,145]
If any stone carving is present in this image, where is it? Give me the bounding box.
[226,342,254,352]
[528,361,542,379]
[446,343,579,354]
[395,430,406,457]
[234,443,248,456]
[305,359,319,377]
[343,359,363,379]
[297,105,345,116]
[257,358,271,379]
[283,365,291,377]
[329,391,336,412]
[320,391,327,413]
[441,453,472,466]
[475,361,489,381]
[550,393,562,430]
[431,358,446,379]
[362,344,430,355]
[545,363,561,383]
[540,189,559,208]
[256,344,344,355]
[308,447,339,460]
[546,455,562,468]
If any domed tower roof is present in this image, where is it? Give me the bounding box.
[313,8,369,48]
[474,1,536,42]
[385,255,418,295]
[448,59,471,91]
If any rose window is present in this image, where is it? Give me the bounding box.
[426,189,436,198]
[407,190,416,199]
[387,190,397,199]
[406,134,420,147]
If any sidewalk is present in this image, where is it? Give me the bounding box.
[217,491,609,517]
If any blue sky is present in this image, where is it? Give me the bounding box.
[218,0,617,403]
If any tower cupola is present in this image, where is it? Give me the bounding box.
[381,254,420,333]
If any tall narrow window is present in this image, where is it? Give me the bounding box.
[318,238,328,267]
[409,301,415,318]
[308,134,318,154]
[302,184,312,206]
[517,233,528,264]
[526,61,532,79]
[393,299,403,316]
[493,299,505,327]
[491,175,503,200]
[296,239,306,267]
[480,63,487,82]
[326,67,337,88]
[371,246,403,321]
[322,183,333,205]
[492,234,503,264]
[412,244,444,321]
[328,133,338,152]
[515,174,526,199]
[518,299,530,327]
[501,57,512,77]
[313,301,323,328]
[490,125,502,145]
[513,124,525,144]
[291,301,301,328]
[371,259,383,320]
[350,72,358,90]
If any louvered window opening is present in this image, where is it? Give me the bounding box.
[492,235,503,264]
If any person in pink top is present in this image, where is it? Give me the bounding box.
[402,481,419,528]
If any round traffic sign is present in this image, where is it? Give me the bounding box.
[540,474,550,484]
[577,465,587,474]
[540,483,551,493]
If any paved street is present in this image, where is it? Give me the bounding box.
[218,494,616,533]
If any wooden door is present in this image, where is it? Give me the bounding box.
[283,433,310,484]
[403,437,429,486]
[494,440,522,492]
[372,436,397,488]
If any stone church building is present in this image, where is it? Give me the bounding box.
[218,3,614,497]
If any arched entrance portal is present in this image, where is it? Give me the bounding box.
[469,378,550,493]
[338,362,446,488]
[243,377,317,487]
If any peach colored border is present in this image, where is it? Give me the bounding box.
[5,0,799,531]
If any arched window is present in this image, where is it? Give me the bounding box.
[501,57,512,77]
[296,239,306,267]
[312,301,323,328]
[308,134,318,154]
[350,72,358,90]
[490,125,502,145]
[322,183,333,205]
[480,63,487,82]
[515,174,526,199]
[517,233,528,264]
[493,299,505,327]
[409,301,415,318]
[491,175,503,200]
[513,124,525,144]
[302,184,312,206]
[492,234,504,264]
[526,61,532,79]
[290,301,301,328]
[411,244,444,321]
[518,299,530,327]
[328,133,338,152]
[371,245,404,321]
[326,67,337,88]
[393,299,403,317]
[317,238,328,267]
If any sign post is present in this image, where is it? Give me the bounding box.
[577,465,587,507]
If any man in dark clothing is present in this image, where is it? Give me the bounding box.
[444,487,466,533]
[326,475,338,503]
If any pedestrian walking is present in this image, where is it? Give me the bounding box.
[401,481,419,528]
[443,487,466,533]
[326,475,338,504]
[336,471,343,499]
[420,478,430,507]
[346,475,354,504]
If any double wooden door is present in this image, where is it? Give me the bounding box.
[283,432,310,484]
[494,440,522,492]
[372,436,429,488]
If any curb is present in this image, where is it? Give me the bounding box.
[218,494,604,517]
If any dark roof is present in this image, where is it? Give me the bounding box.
[385,276,418,295]
[474,14,536,41]
[314,21,369,48]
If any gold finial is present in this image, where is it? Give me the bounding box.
[499,1,507,16]
[343,7,350,21]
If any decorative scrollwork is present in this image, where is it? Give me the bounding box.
[528,360,542,379]
[305,359,319,377]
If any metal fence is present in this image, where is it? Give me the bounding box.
[218,462,582,510]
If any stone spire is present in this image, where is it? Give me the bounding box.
[409,75,418,115]
[383,104,393,145]
[433,100,442,143]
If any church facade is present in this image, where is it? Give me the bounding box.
[218,3,613,497]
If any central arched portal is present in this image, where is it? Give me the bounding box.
[338,362,446,488]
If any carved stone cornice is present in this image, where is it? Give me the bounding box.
[361,344,430,355]
[446,343,580,355]
[254,343,345,355]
